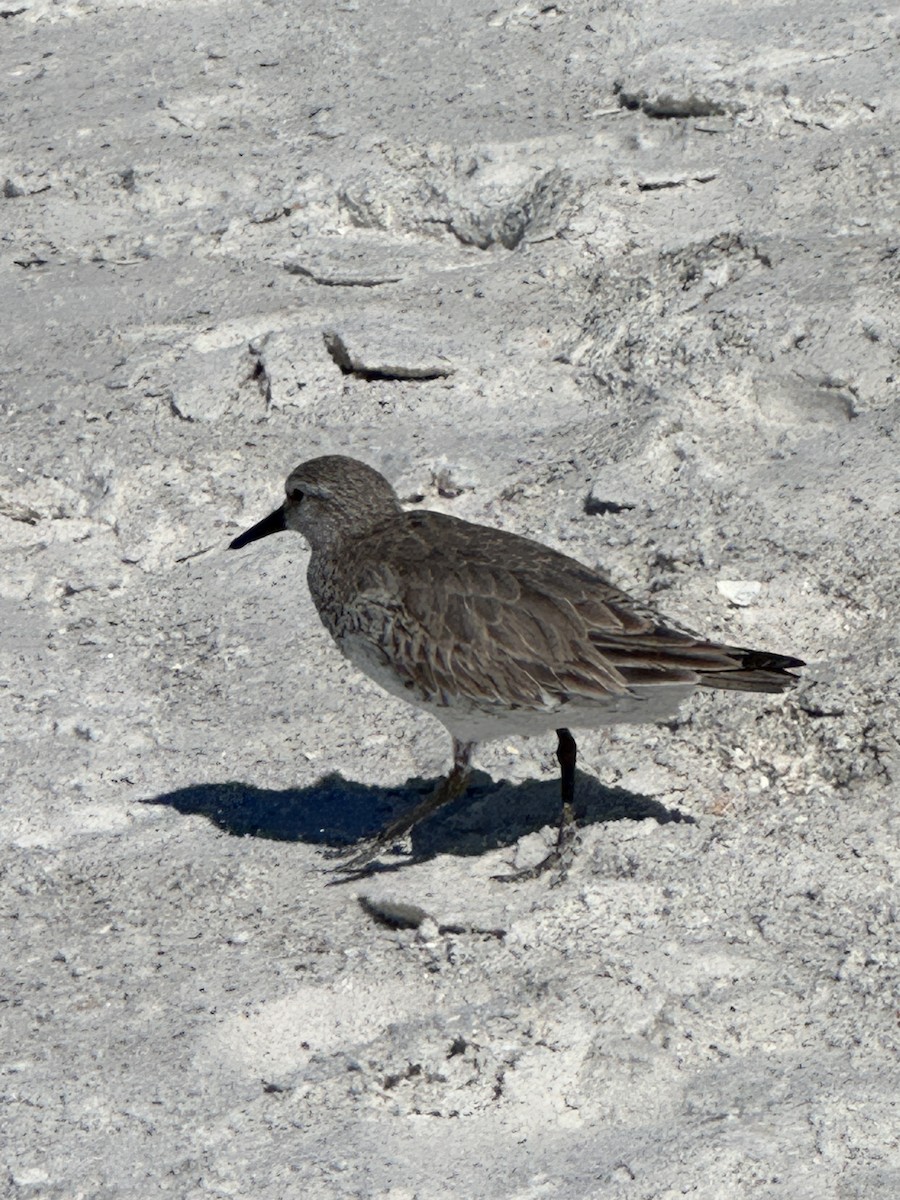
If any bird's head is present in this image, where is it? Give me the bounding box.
[229,455,401,555]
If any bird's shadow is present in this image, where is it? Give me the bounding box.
[146,769,691,871]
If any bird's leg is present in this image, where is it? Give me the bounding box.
[556,726,577,821]
[331,738,475,872]
[494,727,580,884]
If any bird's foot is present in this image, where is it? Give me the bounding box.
[324,835,407,875]
[492,816,579,886]
[326,760,473,877]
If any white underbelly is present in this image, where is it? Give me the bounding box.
[429,683,696,743]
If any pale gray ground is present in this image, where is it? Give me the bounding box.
[1,1,898,1197]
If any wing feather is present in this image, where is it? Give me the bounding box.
[324,509,801,711]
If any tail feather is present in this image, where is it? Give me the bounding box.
[697,647,804,693]
[590,626,804,694]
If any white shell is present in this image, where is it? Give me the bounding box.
[717,580,763,607]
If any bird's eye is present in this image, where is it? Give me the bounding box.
[290,488,304,502]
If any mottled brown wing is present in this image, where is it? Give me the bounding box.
[349,509,802,703]
[339,510,706,712]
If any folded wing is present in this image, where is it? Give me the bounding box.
[343,510,802,712]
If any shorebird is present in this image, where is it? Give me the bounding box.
[229,455,803,878]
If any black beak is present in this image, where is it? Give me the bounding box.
[229,505,287,550]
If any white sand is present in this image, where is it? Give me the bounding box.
[2,1,898,1196]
